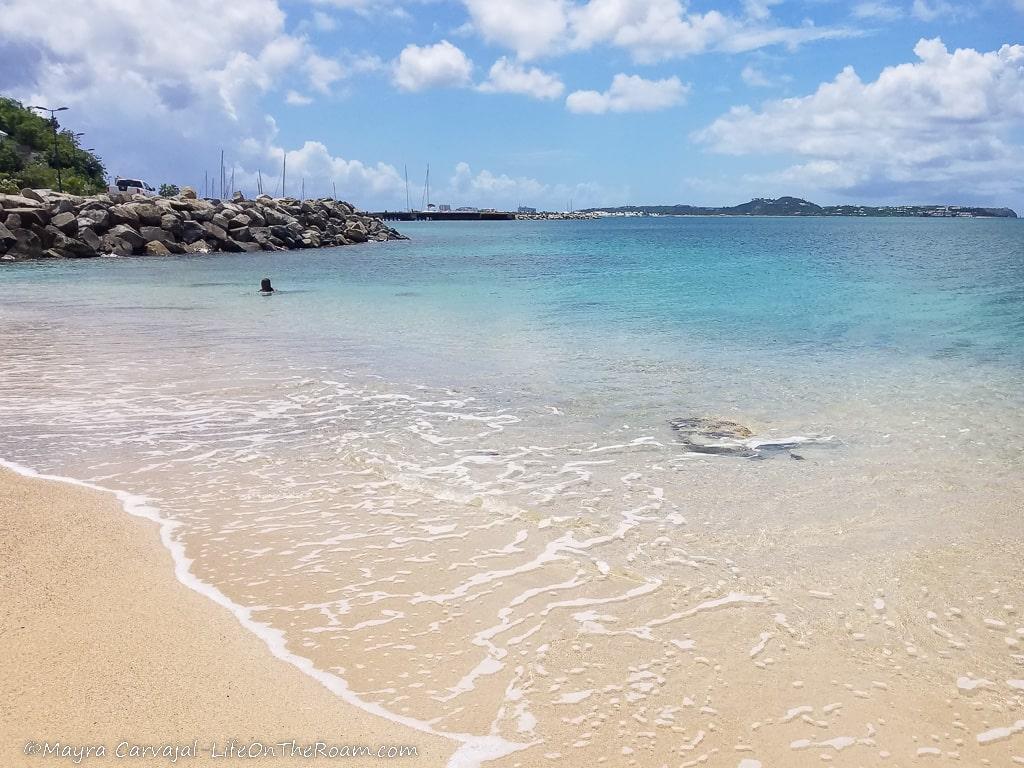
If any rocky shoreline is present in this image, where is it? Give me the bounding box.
[0,187,407,261]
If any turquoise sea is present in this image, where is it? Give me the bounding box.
[2,217,1023,765]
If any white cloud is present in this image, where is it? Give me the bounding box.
[305,53,345,93]
[0,0,352,120]
[311,11,338,30]
[225,122,407,204]
[743,0,781,22]
[911,0,960,21]
[462,0,568,61]
[851,1,903,20]
[477,57,565,99]
[285,90,314,105]
[273,140,405,197]
[392,40,473,92]
[461,0,856,63]
[0,0,401,206]
[444,161,607,210]
[311,0,411,20]
[566,73,689,113]
[741,65,772,87]
[697,39,1024,201]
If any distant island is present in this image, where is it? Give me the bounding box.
[580,196,1018,219]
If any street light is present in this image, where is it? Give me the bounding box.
[29,105,69,192]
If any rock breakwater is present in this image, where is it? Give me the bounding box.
[0,187,406,261]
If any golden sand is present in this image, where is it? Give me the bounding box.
[0,468,453,767]
[3,464,1023,767]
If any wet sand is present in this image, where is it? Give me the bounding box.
[4,462,1023,768]
[0,467,453,767]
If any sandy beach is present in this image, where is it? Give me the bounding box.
[0,467,453,767]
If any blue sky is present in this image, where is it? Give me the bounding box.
[1,0,1023,211]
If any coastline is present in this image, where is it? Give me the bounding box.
[0,466,454,766]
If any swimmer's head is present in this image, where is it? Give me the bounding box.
[260,277,274,293]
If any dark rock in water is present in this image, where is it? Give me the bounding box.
[63,236,98,258]
[107,224,145,252]
[144,240,171,256]
[12,227,42,257]
[78,227,101,251]
[99,234,132,255]
[669,417,753,439]
[670,416,835,459]
[670,417,757,457]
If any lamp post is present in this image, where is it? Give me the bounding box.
[29,105,68,192]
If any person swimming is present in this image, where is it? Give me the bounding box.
[259,277,274,294]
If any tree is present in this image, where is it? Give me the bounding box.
[0,97,106,194]
[159,183,181,197]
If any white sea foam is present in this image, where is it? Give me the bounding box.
[0,458,531,768]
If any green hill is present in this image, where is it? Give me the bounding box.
[0,96,106,195]
[582,196,1017,218]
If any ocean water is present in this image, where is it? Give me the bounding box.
[2,217,1023,765]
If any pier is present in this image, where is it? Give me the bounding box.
[369,210,516,222]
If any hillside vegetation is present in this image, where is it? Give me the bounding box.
[0,97,105,195]
[584,196,1017,218]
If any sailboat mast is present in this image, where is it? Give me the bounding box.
[282,154,287,198]
[404,165,410,212]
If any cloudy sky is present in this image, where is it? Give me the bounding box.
[1,0,1022,211]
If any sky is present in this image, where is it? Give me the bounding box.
[1,0,1023,212]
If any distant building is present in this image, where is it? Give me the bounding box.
[518,206,537,214]
[438,204,451,212]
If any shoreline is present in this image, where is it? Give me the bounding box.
[0,463,458,767]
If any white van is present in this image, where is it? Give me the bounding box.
[109,177,156,196]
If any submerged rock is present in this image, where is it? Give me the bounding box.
[670,416,836,459]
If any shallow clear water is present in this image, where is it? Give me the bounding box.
[2,217,1023,765]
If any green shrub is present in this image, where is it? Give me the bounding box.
[0,96,106,194]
